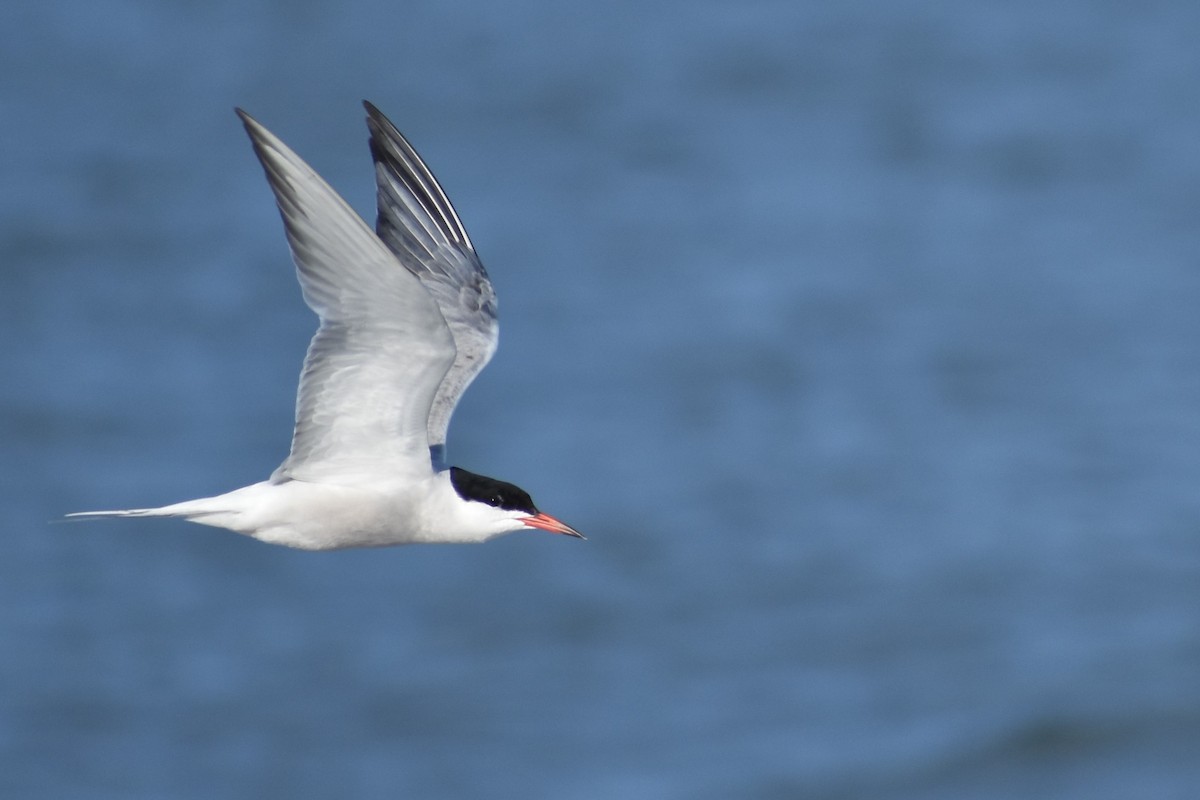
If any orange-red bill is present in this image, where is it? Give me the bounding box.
[522,512,585,539]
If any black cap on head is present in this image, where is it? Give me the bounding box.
[449,467,538,515]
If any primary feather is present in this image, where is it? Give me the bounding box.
[364,101,498,467]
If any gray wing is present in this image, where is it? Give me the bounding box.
[363,101,498,468]
[238,109,456,483]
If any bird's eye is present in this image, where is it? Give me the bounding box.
[489,495,503,507]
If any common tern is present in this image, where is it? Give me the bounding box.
[69,102,583,550]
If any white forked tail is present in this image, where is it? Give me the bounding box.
[65,508,165,520]
[65,506,193,521]
[65,490,257,532]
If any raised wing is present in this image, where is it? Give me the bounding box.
[237,109,456,483]
[363,102,498,468]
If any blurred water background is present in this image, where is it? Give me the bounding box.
[3,1,1199,797]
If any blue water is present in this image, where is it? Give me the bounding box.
[3,1,1199,797]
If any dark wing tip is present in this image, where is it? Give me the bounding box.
[234,107,271,152]
[362,99,397,143]
[361,101,475,253]
[234,107,257,131]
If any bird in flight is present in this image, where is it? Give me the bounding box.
[69,102,583,550]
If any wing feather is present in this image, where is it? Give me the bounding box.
[363,102,499,467]
[237,109,455,482]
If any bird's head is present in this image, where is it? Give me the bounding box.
[449,467,584,539]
